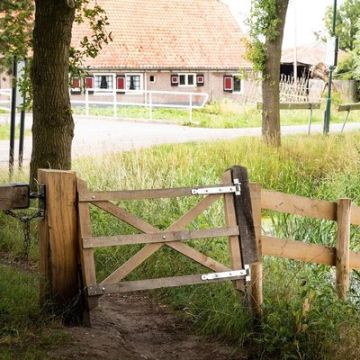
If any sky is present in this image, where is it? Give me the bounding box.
[225,0,344,49]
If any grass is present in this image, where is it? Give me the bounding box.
[2,133,360,358]
[72,99,360,128]
[0,123,31,141]
[0,264,66,360]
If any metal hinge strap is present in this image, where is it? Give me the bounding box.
[201,265,250,282]
[192,178,241,196]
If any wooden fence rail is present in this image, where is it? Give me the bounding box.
[32,169,360,324]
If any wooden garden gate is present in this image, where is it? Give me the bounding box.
[76,166,262,318]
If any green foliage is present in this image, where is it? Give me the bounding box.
[323,0,360,51]
[0,0,112,106]
[0,0,33,71]
[246,0,283,72]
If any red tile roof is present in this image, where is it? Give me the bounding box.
[72,0,250,70]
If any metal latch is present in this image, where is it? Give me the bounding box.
[201,265,250,282]
[192,178,241,196]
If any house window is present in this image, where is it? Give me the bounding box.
[178,73,196,87]
[233,76,242,93]
[126,74,143,91]
[94,74,114,90]
[223,75,242,93]
[149,75,156,83]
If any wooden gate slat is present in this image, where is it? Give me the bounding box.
[92,273,245,295]
[83,226,239,248]
[77,179,99,319]
[94,201,157,233]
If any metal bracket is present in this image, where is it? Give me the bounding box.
[201,264,250,282]
[30,184,46,218]
[192,179,241,196]
[87,285,106,297]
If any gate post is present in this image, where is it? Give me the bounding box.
[336,198,351,300]
[38,169,82,320]
[250,184,263,318]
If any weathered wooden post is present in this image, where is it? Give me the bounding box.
[223,166,262,318]
[38,169,82,321]
[336,198,351,300]
[250,184,263,318]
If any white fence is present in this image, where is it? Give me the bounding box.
[0,89,11,112]
[71,89,209,122]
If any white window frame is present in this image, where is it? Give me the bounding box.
[232,74,243,94]
[125,73,143,93]
[178,73,196,87]
[93,73,116,94]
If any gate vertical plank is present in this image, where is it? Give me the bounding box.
[223,170,245,292]
[336,198,351,300]
[250,184,263,318]
[77,179,99,321]
[38,170,81,317]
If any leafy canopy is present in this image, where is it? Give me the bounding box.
[0,0,112,94]
[246,0,282,72]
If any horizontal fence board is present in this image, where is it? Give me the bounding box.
[338,103,360,112]
[262,236,360,269]
[350,206,360,226]
[0,184,30,210]
[84,226,239,248]
[261,189,337,220]
[257,102,321,110]
[88,273,246,295]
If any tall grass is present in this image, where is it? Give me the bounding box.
[2,133,360,358]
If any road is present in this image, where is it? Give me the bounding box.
[1,115,360,165]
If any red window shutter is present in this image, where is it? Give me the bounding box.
[72,77,80,88]
[196,74,204,86]
[85,76,93,89]
[223,75,233,92]
[117,76,125,90]
[171,74,179,86]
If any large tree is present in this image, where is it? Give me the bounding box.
[0,0,111,187]
[247,0,289,147]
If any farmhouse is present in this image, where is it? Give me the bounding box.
[71,0,252,103]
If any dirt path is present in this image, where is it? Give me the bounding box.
[51,293,247,360]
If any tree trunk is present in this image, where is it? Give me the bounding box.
[262,0,289,147]
[30,1,75,188]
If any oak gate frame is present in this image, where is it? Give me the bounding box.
[76,166,262,318]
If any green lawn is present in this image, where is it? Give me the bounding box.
[2,133,360,359]
[72,101,360,128]
[0,123,31,141]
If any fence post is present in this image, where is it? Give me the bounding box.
[38,169,82,320]
[336,198,351,300]
[113,88,117,118]
[85,89,89,117]
[149,91,153,121]
[250,184,263,318]
[189,93,193,123]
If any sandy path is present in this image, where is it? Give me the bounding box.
[51,293,246,360]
